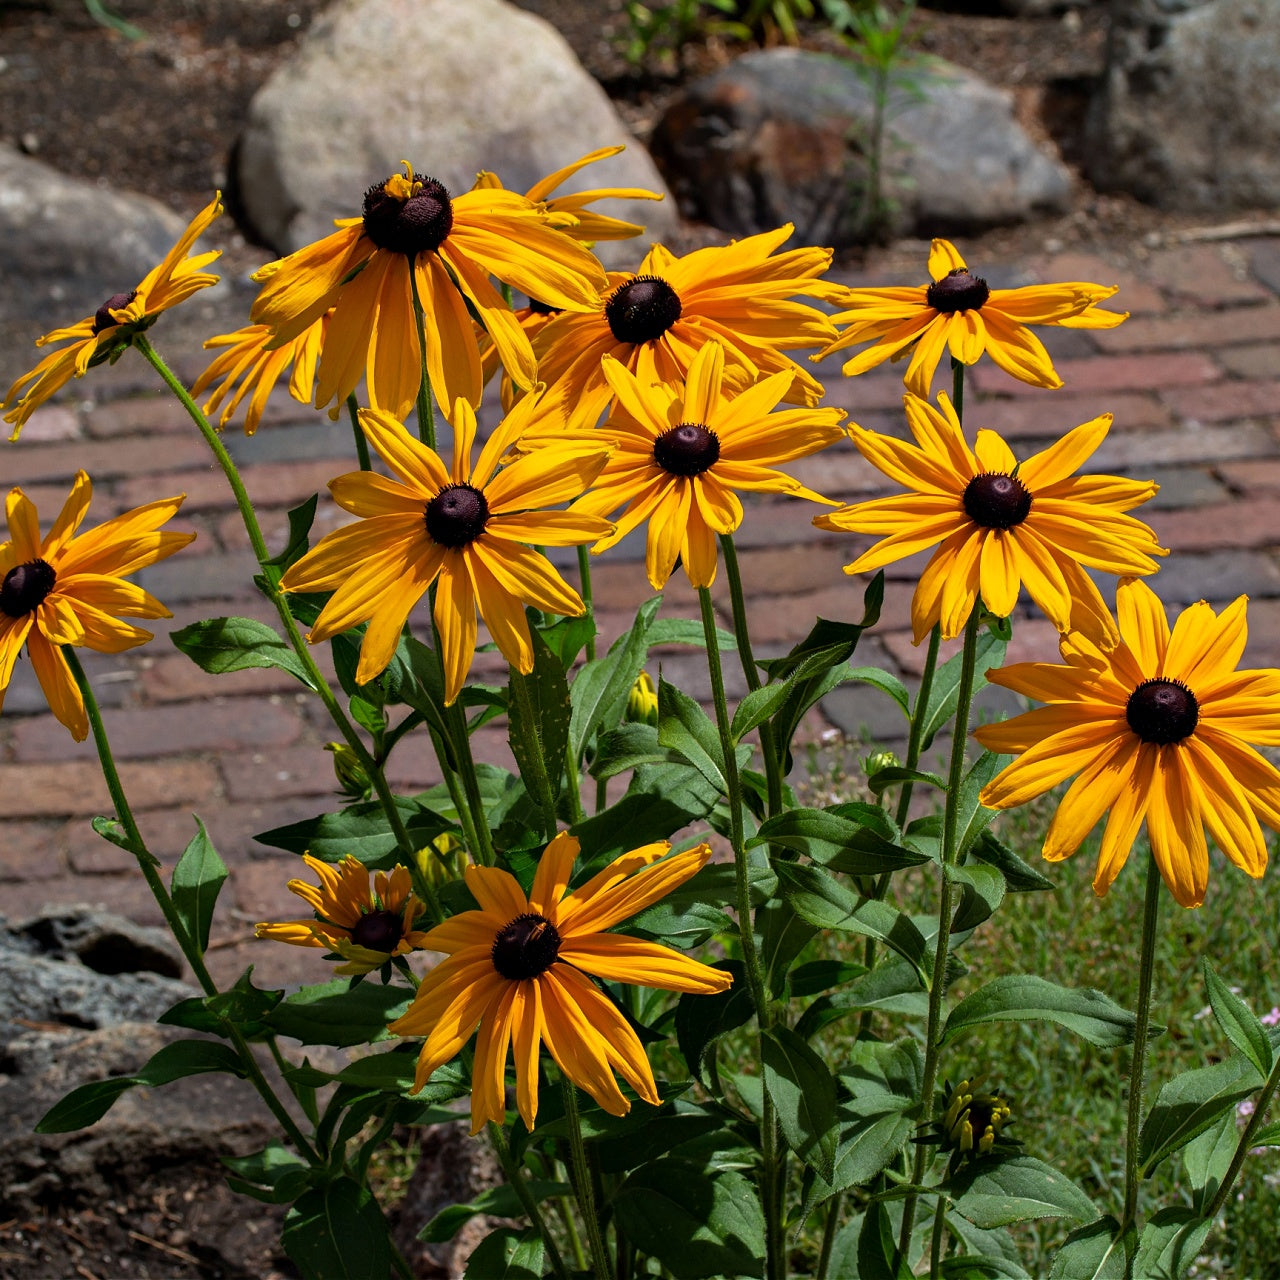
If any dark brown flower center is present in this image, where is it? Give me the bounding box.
[963,473,1032,530]
[362,173,453,256]
[926,268,990,314]
[1126,678,1199,745]
[654,423,720,477]
[349,909,404,954]
[491,913,561,981]
[92,290,138,334]
[425,484,489,548]
[605,275,682,344]
[0,559,56,618]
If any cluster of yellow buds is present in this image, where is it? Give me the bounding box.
[940,1075,1014,1165]
[626,671,659,726]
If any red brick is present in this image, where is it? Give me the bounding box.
[972,391,1171,438]
[1092,306,1280,355]
[1163,380,1280,424]
[220,744,340,803]
[0,821,68,881]
[1,432,210,485]
[114,456,346,515]
[1240,599,1280,668]
[972,352,1221,397]
[1022,251,1165,316]
[1217,459,1280,494]
[139,653,303,704]
[14,405,82,442]
[84,394,200,438]
[743,578,916,647]
[11,698,306,763]
[1148,499,1280,552]
[1218,345,1280,380]
[1092,423,1277,469]
[787,446,885,497]
[0,874,167,927]
[216,497,353,552]
[0,759,219,818]
[1144,244,1272,308]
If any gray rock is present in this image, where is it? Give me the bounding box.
[1085,0,1280,210]
[651,48,1072,248]
[237,0,677,266]
[8,903,184,978]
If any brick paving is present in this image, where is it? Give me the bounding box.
[2,236,1278,989]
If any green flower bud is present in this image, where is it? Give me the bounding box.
[626,671,659,726]
[326,741,372,799]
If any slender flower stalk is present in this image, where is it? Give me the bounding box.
[563,1078,613,1280]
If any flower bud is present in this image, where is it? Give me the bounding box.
[326,741,372,800]
[626,671,659,726]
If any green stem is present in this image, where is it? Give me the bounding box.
[929,1194,948,1279]
[565,741,586,824]
[720,534,783,817]
[135,337,442,922]
[488,1123,570,1280]
[1122,854,1164,1258]
[406,259,436,450]
[895,608,982,1272]
[578,545,597,663]
[510,666,559,842]
[562,1079,613,1280]
[816,1192,842,1280]
[66,646,319,1162]
[346,394,373,471]
[557,1195,589,1272]
[894,625,942,830]
[1206,1051,1280,1221]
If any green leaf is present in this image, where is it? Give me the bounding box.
[538,613,596,670]
[730,680,794,743]
[169,816,227,955]
[592,1108,731,1175]
[753,806,927,876]
[1048,1216,1127,1280]
[1182,1110,1236,1213]
[776,862,932,983]
[265,978,412,1048]
[1204,960,1273,1077]
[941,975,1143,1048]
[948,1155,1096,1229]
[763,1026,837,1181]
[281,1178,392,1280]
[36,1039,247,1133]
[463,1227,546,1280]
[675,962,753,1089]
[846,664,911,719]
[760,899,818,996]
[968,829,1054,893]
[171,616,316,689]
[954,751,1004,861]
[1247,1120,1280,1149]
[658,677,728,794]
[921,627,1007,750]
[789,959,867,999]
[223,1142,314,1205]
[867,765,947,797]
[611,1161,766,1280]
[945,862,1006,934]
[255,798,454,869]
[646,617,736,650]
[1139,1054,1262,1175]
[590,722,679,779]
[422,1180,571,1242]
[508,624,571,807]
[1132,1208,1212,1280]
[261,494,318,574]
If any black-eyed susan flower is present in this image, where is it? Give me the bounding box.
[255,854,430,975]
[815,238,1127,400]
[0,473,194,740]
[279,397,613,703]
[976,578,1280,908]
[191,314,326,436]
[533,225,841,428]
[3,195,223,438]
[389,832,733,1133]
[572,340,844,589]
[248,164,608,421]
[473,143,663,244]
[814,393,1166,646]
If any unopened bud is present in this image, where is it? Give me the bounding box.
[626,671,659,726]
[326,742,372,799]
[865,748,901,777]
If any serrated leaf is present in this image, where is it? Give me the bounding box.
[254,798,454,869]
[949,1155,1095,1228]
[463,1226,546,1280]
[265,978,411,1048]
[921,628,1007,750]
[507,624,571,813]
[1182,1110,1236,1213]
[846,664,911,718]
[658,677,728,793]
[590,722,679,779]
[170,816,227,955]
[753,806,927,876]
[1132,1207,1212,1280]
[422,1179,570,1243]
[675,962,753,1089]
[171,616,316,689]
[968,829,1054,892]
[1048,1216,1127,1280]
[763,1026,837,1181]
[942,975,1143,1048]
[1204,960,1273,1077]
[281,1177,392,1280]
[945,862,1006,934]
[1139,1054,1261,1175]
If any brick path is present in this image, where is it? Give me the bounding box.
[2,236,1278,989]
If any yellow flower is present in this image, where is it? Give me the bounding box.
[248,163,608,421]
[255,854,431,975]
[976,578,1280,908]
[191,315,326,436]
[473,144,664,243]
[279,396,613,703]
[3,195,223,438]
[0,472,194,739]
[815,238,1127,399]
[573,340,845,589]
[389,832,733,1132]
[814,393,1166,646]
[533,225,840,428]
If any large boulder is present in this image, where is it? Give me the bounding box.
[1085,0,1280,211]
[651,48,1072,248]
[236,0,677,264]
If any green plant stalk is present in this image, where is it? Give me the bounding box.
[135,336,443,923]
[65,646,320,1162]
[510,666,560,842]
[894,606,982,1272]
[1121,853,1164,1257]
[1205,1049,1280,1220]
[488,1122,570,1280]
[346,393,373,471]
[428,714,492,867]
[816,1191,843,1280]
[929,1194,948,1278]
[557,1194,589,1272]
[578,545,597,663]
[696,584,783,1280]
[894,625,942,829]
[562,1079,613,1280]
[406,258,437,451]
[565,741,587,824]
[720,534,784,817]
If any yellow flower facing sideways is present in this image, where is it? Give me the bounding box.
[573,340,845,589]
[389,832,733,1132]
[255,854,430,975]
[0,473,194,740]
[977,578,1280,908]
[815,238,1127,399]
[249,163,608,420]
[280,395,613,703]
[3,195,223,438]
[815,393,1167,646]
